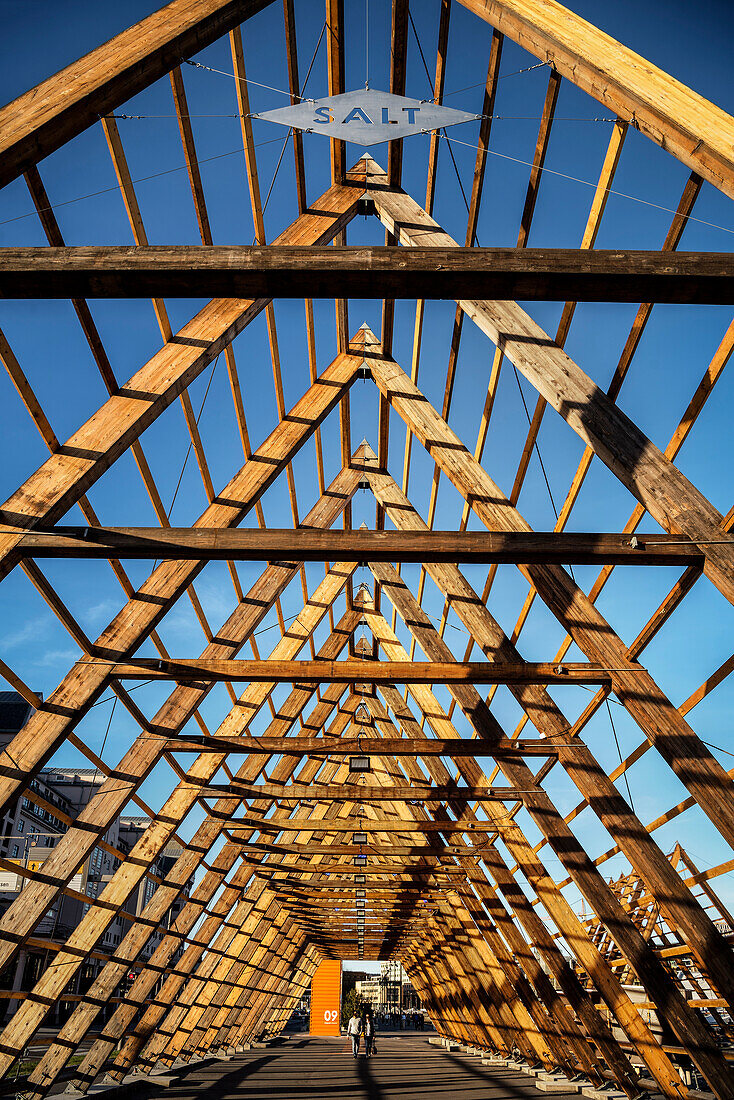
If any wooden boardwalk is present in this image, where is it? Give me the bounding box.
[155,1034,581,1099]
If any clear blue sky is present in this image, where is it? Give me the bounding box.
[0,0,732,918]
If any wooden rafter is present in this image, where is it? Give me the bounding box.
[1,0,733,1092]
[2,244,732,302]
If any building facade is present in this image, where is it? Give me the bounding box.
[0,693,191,1022]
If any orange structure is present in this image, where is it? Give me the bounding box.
[309,960,342,1036]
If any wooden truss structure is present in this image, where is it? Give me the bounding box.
[0,1,732,1098]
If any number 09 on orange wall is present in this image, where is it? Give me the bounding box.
[309,959,342,1036]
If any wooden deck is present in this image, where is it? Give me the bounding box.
[155,1034,581,1100]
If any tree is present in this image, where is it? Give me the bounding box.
[341,987,363,1030]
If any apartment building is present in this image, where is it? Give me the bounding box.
[0,693,191,1023]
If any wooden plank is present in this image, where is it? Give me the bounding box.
[252,862,468,874]
[237,840,503,854]
[107,658,618,683]
[204,782,532,800]
[0,0,275,189]
[11,526,711,564]
[228,817,505,832]
[3,245,732,302]
[165,734,565,755]
[457,0,734,197]
[254,875,459,886]
[325,0,345,185]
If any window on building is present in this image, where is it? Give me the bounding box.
[11,844,18,858]
[16,819,24,833]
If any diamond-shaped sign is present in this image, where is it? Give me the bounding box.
[254,89,479,146]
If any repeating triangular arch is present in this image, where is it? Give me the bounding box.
[0,1,732,1098]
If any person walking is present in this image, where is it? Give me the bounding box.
[347,1010,362,1057]
[362,1006,376,1056]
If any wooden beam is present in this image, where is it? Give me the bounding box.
[251,862,468,874]
[234,841,497,855]
[3,246,732,303]
[254,874,461,885]
[203,782,537,800]
[228,817,506,832]
[165,735,565,755]
[325,0,345,185]
[457,0,734,198]
[108,659,618,684]
[0,0,275,190]
[10,527,712,565]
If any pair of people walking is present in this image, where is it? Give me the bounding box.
[347,1006,376,1057]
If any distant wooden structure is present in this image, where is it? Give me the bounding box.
[0,1,732,1098]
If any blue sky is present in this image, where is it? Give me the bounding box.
[0,0,733,927]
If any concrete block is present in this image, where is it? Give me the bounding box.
[62,1073,176,1100]
[143,1070,178,1087]
[535,1079,580,1093]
